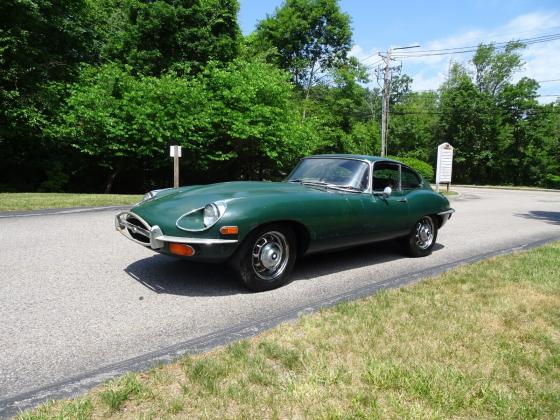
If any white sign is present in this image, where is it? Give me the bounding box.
[436,142,453,185]
[169,145,182,157]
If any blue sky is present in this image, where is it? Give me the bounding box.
[238,0,560,102]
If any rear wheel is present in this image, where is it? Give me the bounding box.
[402,215,438,257]
[236,224,297,292]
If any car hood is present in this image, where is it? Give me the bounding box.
[132,181,329,222]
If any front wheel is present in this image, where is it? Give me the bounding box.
[235,224,297,292]
[402,215,438,257]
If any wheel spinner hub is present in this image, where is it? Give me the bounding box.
[251,231,289,281]
[415,217,434,249]
[259,242,283,270]
[419,226,430,242]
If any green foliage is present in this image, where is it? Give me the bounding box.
[252,0,352,90]
[388,156,434,181]
[0,0,98,190]
[55,63,210,191]
[434,45,560,187]
[56,59,321,190]
[1,1,559,192]
[389,91,439,162]
[97,0,241,76]
[199,59,324,179]
[473,41,525,95]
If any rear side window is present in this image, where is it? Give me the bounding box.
[401,166,421,189]
[372,162,400,191]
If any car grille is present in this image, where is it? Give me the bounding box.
[117,213,151,245]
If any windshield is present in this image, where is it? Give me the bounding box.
[287,158,370,191]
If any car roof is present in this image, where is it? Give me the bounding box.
[307,154,401,164]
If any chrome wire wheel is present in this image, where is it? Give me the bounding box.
[251,231,289,281]
[415,216,435,250]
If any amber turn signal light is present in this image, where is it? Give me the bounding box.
[220,226,239,235]
[169,243,195,257]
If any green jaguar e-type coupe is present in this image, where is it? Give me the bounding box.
[116,155,454,291]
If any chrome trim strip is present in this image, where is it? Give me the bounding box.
[175,201,227,232]
[120,219,150,238]
[153,235,238,245]
[438,209,456,215]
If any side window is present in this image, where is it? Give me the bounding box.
[372,162,400,191]
[401,166,421,190]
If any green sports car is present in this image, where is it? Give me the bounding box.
[116,154,454,291]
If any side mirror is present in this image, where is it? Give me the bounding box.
[383,186,392,198]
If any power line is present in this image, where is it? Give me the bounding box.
[537,78,560,83]
[391,32,560,58]
[395,32,560,54]
[358,32,560,62]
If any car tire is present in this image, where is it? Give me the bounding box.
[235,224,297,292]
[402,215,438,257]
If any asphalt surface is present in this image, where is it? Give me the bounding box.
[1,187,559,416]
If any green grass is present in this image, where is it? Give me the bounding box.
[0,193,143,211]
[17,242,560,419]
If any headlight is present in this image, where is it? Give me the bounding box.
[203,201,227,227]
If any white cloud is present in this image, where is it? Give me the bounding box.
[352,11,560,103]
[349,44,383,67]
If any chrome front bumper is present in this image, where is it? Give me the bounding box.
[115,211,238,251]
[437,208,455,227]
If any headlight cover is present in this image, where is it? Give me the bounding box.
[176,201,227,232]
[203,201,227,227]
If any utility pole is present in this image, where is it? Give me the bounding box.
[379,49,392,157]
[377,44,420,157]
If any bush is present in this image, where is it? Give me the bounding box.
[387,155,434,181]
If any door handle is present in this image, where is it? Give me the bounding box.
[398,198,407,203]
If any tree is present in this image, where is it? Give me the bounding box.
[472,41,524,95]
[390,91,439,161]
[0,0,98,190]
[56,59,321,191]
[55,64,209,192]
[99,0,241,76]
[436,64,502,184]
[252,0,353,109]
[198,59,323,179]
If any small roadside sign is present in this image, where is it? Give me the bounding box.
[436,143,453,192]
[169,145,182,157]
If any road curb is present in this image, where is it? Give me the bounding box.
[2,234,559,418]
[452,185,560,193]
[0,205,132,219]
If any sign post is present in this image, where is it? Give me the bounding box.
[436,143,453,192]
[170,145,182,188]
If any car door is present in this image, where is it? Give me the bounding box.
[360,161,409,241]
[400,165,425,227]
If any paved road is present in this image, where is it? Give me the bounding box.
[1,187,559,416]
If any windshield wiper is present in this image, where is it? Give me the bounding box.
[324,183,363,192]
[338,184,363,191]
[289,179,363,192]
[288,178,327,186]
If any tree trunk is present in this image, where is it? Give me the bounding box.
[302,62,317,120]
[104,164,122,194]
